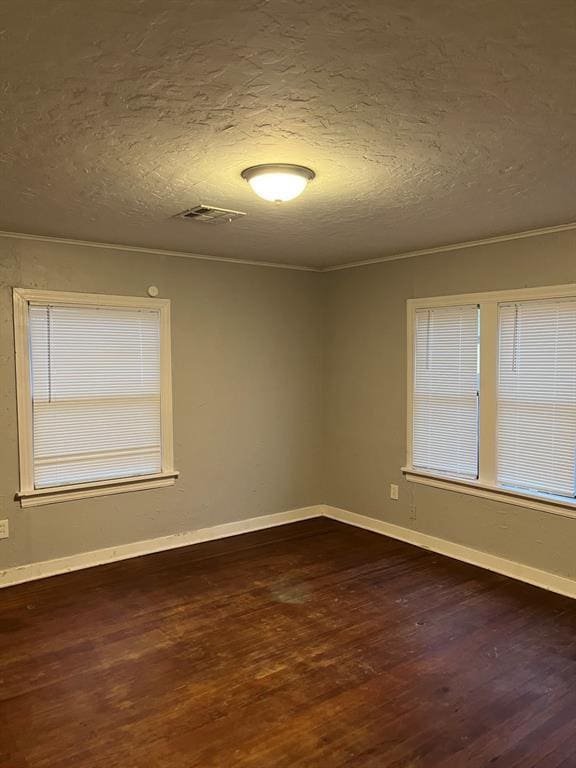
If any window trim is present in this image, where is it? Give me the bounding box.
[404,282,576,519]
[13,288,178,507]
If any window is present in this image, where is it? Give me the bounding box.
[412,305,479,479]
[497,300,576,497]
[405,284,576,516]
[14,289,178,507]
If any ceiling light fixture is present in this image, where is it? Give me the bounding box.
[241,164,315,203]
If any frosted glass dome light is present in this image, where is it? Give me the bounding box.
[241,164,315,203]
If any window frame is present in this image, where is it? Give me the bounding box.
[404,283,576,520]
[13,288,178,507]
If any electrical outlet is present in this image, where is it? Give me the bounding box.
[0,519,9,539]
[390,484,399,501]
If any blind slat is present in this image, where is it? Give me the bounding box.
[412,305,479,478]
[497,300,576,497]
[29,304,162,489]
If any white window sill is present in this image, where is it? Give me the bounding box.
[402,467,576,520]
[17,471,179,508]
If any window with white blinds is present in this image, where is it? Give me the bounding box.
[30,304,162,488]
[406,284,576,513]
[14,289,176,506]
[412,304,479,479]
[498,299,576,498]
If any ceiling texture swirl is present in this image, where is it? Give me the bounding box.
[0,0,575,267]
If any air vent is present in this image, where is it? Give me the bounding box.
[176,205,246,223]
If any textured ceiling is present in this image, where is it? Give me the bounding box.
[0,0,575,268]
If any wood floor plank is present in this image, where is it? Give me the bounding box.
[1,518,575,767]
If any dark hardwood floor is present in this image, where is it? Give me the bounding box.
[1,517,576,767]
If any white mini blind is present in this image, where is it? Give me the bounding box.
[498,299,576,498]
[29,304,162,489]
[412,304,479,478]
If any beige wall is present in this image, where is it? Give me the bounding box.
[324,229,576,580]
[0,237,324,570]
[3,227,576,581]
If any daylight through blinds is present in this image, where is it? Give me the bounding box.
[498,299,576,497]
[412,304,479,478]
[29,304,162,489]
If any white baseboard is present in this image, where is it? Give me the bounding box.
[0,505,323,589]
[3,503,575,599]
[322,505,576,600]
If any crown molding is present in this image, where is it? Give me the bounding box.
[323,221,576,272]
[0,230,321,272]
[2,221,576,274]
